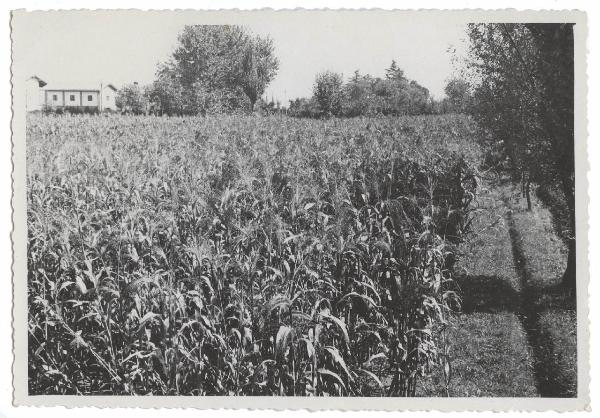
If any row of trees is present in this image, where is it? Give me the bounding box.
[465,23,576,290]
[288,62,471,118]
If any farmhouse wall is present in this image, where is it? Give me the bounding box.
[25,78,44,111]
[101,85,117,111]
[45,90,65,107]
[27,77,118,112]
[64,91,82,107]
[82,91,99,107]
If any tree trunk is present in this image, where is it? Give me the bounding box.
[563,237,576,293]
[525,180,532,211]
[561,175,576,292]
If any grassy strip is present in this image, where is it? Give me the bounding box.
[421,312,538,397]
[419,182,538,396]
[510,195,567,289]
[507,191,577,397]
[451,312,537,398]
[536,310,578,397]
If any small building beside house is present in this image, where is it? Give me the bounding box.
[26,75,118,113]
[25,76,47,112]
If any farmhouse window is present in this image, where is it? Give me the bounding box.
[88,95,93,102]
[70,94,75,101]
[106,95,110,101]
[52,94,57,101]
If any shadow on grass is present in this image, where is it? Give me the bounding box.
[506,209,577,398]
[535,184,572,245]
[454,275,520,314]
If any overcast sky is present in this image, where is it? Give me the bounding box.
[15,10,469,102]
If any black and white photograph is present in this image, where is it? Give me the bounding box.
[9,8,589,410]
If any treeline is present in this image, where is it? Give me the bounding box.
[288,63,471,118]
[116,25,472,117]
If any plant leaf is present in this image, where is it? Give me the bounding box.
[319,312,350,348]
[324,346,353,382]
[358,368,384,389]
[362,352,387,367]
[317,368,346,392]
[275,325,294,362]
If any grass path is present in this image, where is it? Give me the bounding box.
[420,178,538,397]
[421,176,576,397]
[504,186,577,397]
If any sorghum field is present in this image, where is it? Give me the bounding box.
[27,114,483,396]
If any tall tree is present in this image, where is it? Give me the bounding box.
[150,64,188,116]
[240,36,279,112]
[343,70,375,116]
[385,60,405,81]
[467,23,576,290]
[155,25,279,114]
[171,25,246,90]
[313,71,344,117]
[406,80,430,115]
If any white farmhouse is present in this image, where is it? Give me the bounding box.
[26,75,118,112]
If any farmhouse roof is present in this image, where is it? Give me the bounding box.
[28,75,47,88]
[43,82,118,92]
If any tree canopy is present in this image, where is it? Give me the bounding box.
[466,23,575,289]
[151,25,279,115]
[444,78,472,113]
[313,71,344,117]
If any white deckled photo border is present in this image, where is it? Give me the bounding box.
[10,7,590,411]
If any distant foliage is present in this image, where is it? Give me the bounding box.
[288,97,319,118]
[149,25,279,115]
[256,97,283,115]
[290,61,438,118]
[443,79,472,113]
[116,83,148,115]
[27,114,480,396]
